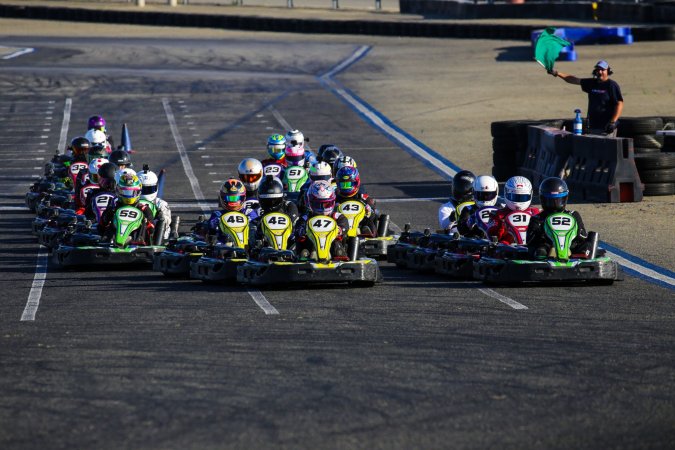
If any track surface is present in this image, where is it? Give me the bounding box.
[1,36,674,449]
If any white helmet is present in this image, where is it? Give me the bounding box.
[285,129,304,150]
[473,175,499,207]
[333,155,357,175]
[237,158,263,192]
[115,167,137,184]
[504,176,533,211]
[138,170,159,201]
[84,129,107,147]
[309,161,332,181]
[88,157,109,184]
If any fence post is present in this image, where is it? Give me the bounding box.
[136,0,145,7]
[375,0,381,10]
[332,0,339,9]
[287,0,293,7]
[168,0,177,6]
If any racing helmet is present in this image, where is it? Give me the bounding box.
[539,177,569,212]
[267,134,286,160]
[115,168,137,184]
[285,144,305,167]
[505,176,533,211]
[258,175,285,212]
[87,115,107,132]
[335,166,361,198]
[317,144,341,162]
[451,170,475,202]
[116,173,142,206]
[88,157,109,184]
[285,129,305,150]
[309,161,333,182]
[98,162,117,191]
[138,169,159,202]
[87,144,108,163]
[333,155,357,175]
[320,146,344,173]
[237,158,263,192]
[84,129,107,147]
[108,150,132,169]
[219,178,246,211]
[307,180,336,215]
[69,136,91,158]
[473,175,499,207]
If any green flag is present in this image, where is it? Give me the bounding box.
[534,27,572,71]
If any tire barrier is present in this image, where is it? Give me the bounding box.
[634,151,675,196]
[490,119,563,182]
[0,4,673,42]
[564,134,643,203]
[518,125,572,190]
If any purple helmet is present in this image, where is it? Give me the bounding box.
[87,115,107,131]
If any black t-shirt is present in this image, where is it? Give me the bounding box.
[580,78,623,129]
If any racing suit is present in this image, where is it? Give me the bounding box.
[486,206,541,245]
[294,211,349,258]
[438,195,475,233]
[526,209,589,258]
[336,190,379,236]
[98,199,156,244]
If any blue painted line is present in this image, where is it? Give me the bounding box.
[320,45,675,291]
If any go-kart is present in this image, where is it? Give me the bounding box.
[473,212,622,284]
[237,214,382,286]
[52,204,166,267]
[337,200,397,260]
[188,211,251,283]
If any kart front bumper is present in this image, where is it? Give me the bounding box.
[153,250,205,277]
[52,245,164,267]
[473,257,623,284]
[190,257,248,283]
[237,259,382,286]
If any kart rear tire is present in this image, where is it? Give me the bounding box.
[638,167,675,184]
[617,117,664,136]
[643,182,675,196]
[634,153,675,170]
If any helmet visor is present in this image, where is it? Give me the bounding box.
[240,173,262,184]
[475,191,497,202]
[141,185,158,196]
[506,192,532,203]
[118,187,141,199]
[309,198,334,214]
[338,180,356,192]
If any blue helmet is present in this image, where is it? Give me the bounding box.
[267,134,286,160]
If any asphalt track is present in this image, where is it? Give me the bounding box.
[1,35,674,449]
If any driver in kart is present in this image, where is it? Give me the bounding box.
[296,161,333,215]
[81,162,117,220]
[98,173,155,244]
[261,134,288,169]
[195,179,259,244]
[252,175,299,247]
[486,176,540,244]
[438,170,475,233]
[334,165,379,236]
[457,175,505,238]
[285,129,316,168]
[237,158,263,214]
[294,180,349,259]
[527,177,590,258]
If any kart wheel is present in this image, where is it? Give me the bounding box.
[643,182,675,196]
[638,167,675,183]
[634,153,675,170]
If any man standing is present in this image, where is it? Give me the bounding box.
[549,60,624,136]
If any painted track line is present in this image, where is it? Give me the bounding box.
[21,250,49,321]
[163,98,278,314]
[21,98,71,321]
[478,288,528,310]
[2,48,34,60]
[320,45,675,291]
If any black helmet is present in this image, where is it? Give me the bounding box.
[98,162,117,190]
[70,136,91,157]
[258,175,285,212]
[539,177,569,212]
[108,150,132,168]
[452,170,475,202]
[317,145,343,166]
[87,144,107,163]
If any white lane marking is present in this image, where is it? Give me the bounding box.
[57,98,71,152]
[167,197,445,210]
[378,197,445,203]
[268,105,293,131]
[2,47,35,60]
[478,288,528,310]
[162,98,210,213]
[21,250,49,321]
[247,290,279,315]
[0,206,28,211]
[322,45,371,79]
[163,98,277,314]
[605,250,675,288]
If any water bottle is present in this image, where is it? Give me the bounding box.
[573,109,583,135]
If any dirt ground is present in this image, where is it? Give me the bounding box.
[1,13,673,269]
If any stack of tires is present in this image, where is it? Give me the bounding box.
[490,119,564,182]
[619,116,675,196]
